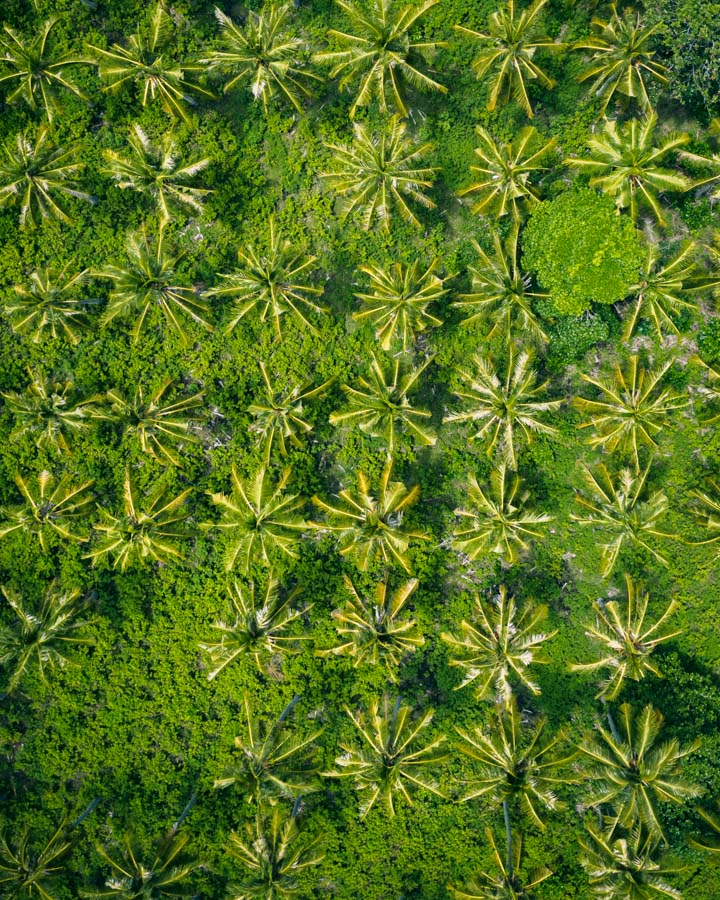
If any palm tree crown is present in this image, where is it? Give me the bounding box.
[0,821,72,899]
[0,470,93,550]
[3,266,93,345]
[450,828,552,899]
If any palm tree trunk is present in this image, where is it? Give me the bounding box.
[503,799,513,879]
[601,697,621,743]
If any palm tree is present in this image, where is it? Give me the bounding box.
[205,218,325,339]
[450,828,552,899]
[248,362,332,461]
[0,17,90,120]
[0,126,91,227]
[227,807,324,899]
[453,463,553,566]
[0,820,72,899]
[564,116,691,226]
[3,266,93,345]
[329,353,435,452]
[213,694,321,803]
[690,480,720,554]
[352,258,447,352]
[441,586,555,705]
[102,125,211,223]
[451,229,548,343]
[577,703,701,840]
[201,5,321,113]
[691,801,720,854]
[0,582,93,693]
[573,356,688,471]
[311,458,427,573]
[458,126,555,220]
[455,0,561,118]
[205,465,307,573]
[444,350,560,469]
[199,574,310,678]
[319,575,424,677]
[326,695,447,818]
[0,470,93,550]
[571,464,675,578]
[570,574,681,701]
[84,471,191,571]
[314,0,446,118]
[575,6,669,114]
[681,137,720,203]
[322,116,437,230]
[87,1,213,125]
[96,228,212,344]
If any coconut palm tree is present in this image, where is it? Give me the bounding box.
[201,4,321,113]
[87,1,213,125]
[227,807,324,899]
[444,350,560,469]
[329,354,435,452]
[0,126,91,227]
[199,574,310,678]
[96,228,212,344]
[458,126,555,220]
[573,356,688,471]
[575,6,669,114]
[451,229,548,343]
[0,820,72,899]
[322,116,437,230]
[442,586,555,705]
[213,694,321,803]
[314,0,446,117]
[0,582,93,693]
[455,0,561,118]
[102,125,211,223]
[577,703,701,840]
[453,463,553,566]
[570,574,681,701]
[311,458,427,573]
[352,258,447,351]
[450,828,552,899]
[3,266,93,345]
[205,465,307,573]
[205,218,325,339]
[84,471,191,571]
[571,464,675,577]
[319,575,424,677]
[326,695,447,818]
[0,470,93,550]
[564,116,691,226]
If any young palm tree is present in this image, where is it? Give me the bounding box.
[0,470,93,550]
[0,18,90,120]
[329,354,435,452]
[85,471,191,571]
[577,703,701,840]
[450,828,552,899]
[571,464,675,578]
[570,574,681,701]
[451,229,548,343]
[96,228,212,344]
[0,820,72,899]
[455,0,561,118]
[453,463,553,566]
[575,7,669,114]
[227,807,324,899]
[444,350,560,469]
[326,695,447,818]
[441,586,555,705]
[458,126,555,220]
[199,574,310,678]
[205,218,325,339]
[205,465,307,573]
[315,0,446,118]
[3,266,93,345]
[352,258,447,351]
[311,458,427,573]
[103,125,211,223]
[0,582,93,693]
[0,126,91,227]
[573,356,688,471]
[322,116,437,230]
[319,575,424,677]
[564,115,691,226]
[201,5,321,113]
[88,1,213,125]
